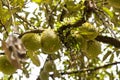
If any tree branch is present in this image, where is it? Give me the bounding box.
[61,61,120,75]
[95,35,120,48]
[58,17,85,32]
[18,29,44,38]
[57,17,86,48]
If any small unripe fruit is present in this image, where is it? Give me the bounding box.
[44,61,55,72]
[0,56,17,74]
[41,29,61,54]
[79,22,98,40]
[85,40,101,59]
[39,69,49,80]
[21,33,41,51]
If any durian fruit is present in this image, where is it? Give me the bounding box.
[27,51,40,66]
[85,40,101,59]
[41,29,61,54]
[0,55,17,75]
[79,22,98,40]
[108,0,120,9]
[44,61,56,72]
[21,33,41,51]
[39,69,49,80]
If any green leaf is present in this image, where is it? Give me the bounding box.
[27,51,41,66]
[32,0,42,4]
[110,54,114,62]
[11,0,24,6]
[102,7,114,19]
[103,51,112,61]
[3,75,11,80]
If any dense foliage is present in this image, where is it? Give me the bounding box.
[0,0,120,80]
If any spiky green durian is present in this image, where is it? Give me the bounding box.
[21,33,41,51]
[39,69,49,80]
[41,29,61,54]
[79,22,98,40]
[85,40,101,59]
[0,56,17,74]
[44,61,55,72]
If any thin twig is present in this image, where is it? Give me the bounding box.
[0,52,5,55]
[92,0,117,39]
[0,20,8,36]
[95,10,117,39]
[50,0,61,14]
[61,61,120,75]
[15,13,36,28]
[8,75,13,80]
[44,0,61,28]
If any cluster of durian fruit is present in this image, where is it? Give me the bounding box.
[0,29,61,75]
[71,22,101,59]
[21,29,62,70]
[0,22,101,75]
